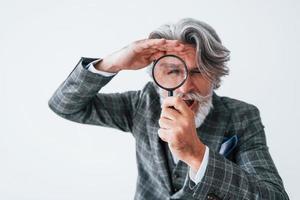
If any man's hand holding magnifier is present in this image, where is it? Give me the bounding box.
[158,96,206,172]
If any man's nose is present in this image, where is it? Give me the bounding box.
[177,75,194,94]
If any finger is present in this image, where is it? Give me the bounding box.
[158,128,171,142]
[158,117,174,129]
[164,39,181,46]
[144,38,166,49]
[150,51,166,61]
[143,48,161,54]
[148,39,182,49]
[144,45,184,59]
[138,39,185,55]
[134,39,166,52]
[157,41,185,51]
[166,42,195,53]
[157,44,185,52]
[139,39,184,55]
[161,106,180,120]
[162,96,190,116]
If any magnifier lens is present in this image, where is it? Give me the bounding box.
[153,55,187,90]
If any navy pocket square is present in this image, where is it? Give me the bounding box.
[219,135,238,157]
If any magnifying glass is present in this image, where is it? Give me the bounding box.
[152,55,188,97]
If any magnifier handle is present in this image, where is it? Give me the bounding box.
[167,90,176,109]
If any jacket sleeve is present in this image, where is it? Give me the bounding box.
[48,57,141,134]
[182,106,289,199]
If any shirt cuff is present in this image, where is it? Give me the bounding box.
[87,59,117,77]
[188,145,209,184]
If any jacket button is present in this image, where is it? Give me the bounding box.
[173,173,179,179]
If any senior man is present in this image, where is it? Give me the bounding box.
[49,18,289,199]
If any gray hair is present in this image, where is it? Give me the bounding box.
[148,18,230,89]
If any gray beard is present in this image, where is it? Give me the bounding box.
[157,88,214,128]
[193,94,213,128]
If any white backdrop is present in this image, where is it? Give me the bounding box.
[1,0,299,199]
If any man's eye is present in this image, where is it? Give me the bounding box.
[190,70,201,75]
[167,69,180,75]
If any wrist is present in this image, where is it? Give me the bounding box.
[186,142,205,172]
[94,57,120,73]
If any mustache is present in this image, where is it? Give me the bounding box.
[175,91,212,103]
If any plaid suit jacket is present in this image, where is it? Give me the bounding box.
[48,58,289,200]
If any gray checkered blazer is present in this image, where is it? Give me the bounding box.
[48,58,289,200]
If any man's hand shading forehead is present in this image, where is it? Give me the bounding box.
[152,39,195,53]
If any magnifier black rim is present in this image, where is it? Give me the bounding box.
[152,54,188,91]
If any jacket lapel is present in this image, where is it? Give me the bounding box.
[148,96,173,193]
